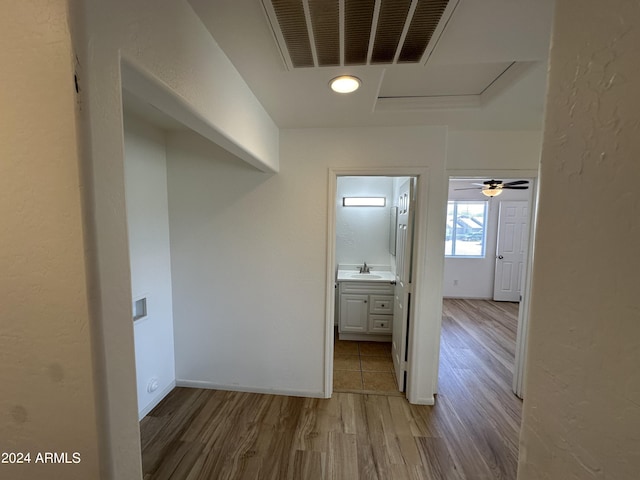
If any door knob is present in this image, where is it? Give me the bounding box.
[498,255,504,259]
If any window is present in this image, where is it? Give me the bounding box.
[445,201,487,257]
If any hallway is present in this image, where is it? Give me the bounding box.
[140,299,521,479]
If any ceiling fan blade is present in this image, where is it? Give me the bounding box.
[454,187,482,191]
[471,183,486,186]
[503,180,529,186]
[503,185,529,189]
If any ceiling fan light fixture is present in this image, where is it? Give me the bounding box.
[330,75,361,93]
[482,188,503,197]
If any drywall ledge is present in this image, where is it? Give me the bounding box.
[121,57,278,174]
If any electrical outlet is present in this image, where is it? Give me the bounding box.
[453,279,459,286]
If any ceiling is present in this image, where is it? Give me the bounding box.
[187,0,554,130]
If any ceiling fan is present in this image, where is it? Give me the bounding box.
[456,179,529,197]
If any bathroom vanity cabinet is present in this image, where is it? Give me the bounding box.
[338,281,394,341]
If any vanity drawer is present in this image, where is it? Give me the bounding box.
[369,295,394,314]
[369,315,392,333]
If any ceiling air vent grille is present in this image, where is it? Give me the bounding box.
[344,0,376,65]
[371,0,412,64]
[399,0,450,62]
[270,0,315,67]
[309,0,340,66]
[263,0,455,69]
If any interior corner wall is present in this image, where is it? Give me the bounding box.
[336,177,395,267]
[0,2,101,479]
[166,126,448,403]
[123,113,176,419]
[80,1,280,476]
[518,1,640,478]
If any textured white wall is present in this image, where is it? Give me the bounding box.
[167,126,447,403]
[443,181,530,299]
[336,177,395,267]
[78,1,280,475]
[0,2,101,478]
[519,1,640,478]
[123,113,176,419]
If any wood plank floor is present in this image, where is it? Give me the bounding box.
[140,299,522,479]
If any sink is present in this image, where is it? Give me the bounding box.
[349,273,383,279]
[337,269,395,282]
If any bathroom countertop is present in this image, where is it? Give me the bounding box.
[336,269,396,283]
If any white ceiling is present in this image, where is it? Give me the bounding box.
[187,0,554,130]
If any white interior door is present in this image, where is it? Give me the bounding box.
[494,201,529,302]
[392,179,414,392]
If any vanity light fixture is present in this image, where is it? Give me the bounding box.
[343,197,386,207]
[330,75,361,93]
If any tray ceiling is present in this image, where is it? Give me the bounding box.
[186,0,555,129]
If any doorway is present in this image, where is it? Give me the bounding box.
[325,168,429,402]
[443,173,538,398]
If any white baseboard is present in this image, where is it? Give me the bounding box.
[175,379,325,399]
[338,333,391,342]
[442,296,493,300]
[139,380,176,420]
[412,395,435,406]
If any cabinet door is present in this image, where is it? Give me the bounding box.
[339,294,368,333]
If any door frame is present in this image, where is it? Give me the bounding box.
[326,167,429,403]
[446,169,538,398]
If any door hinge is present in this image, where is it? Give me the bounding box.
[401,360,408,370]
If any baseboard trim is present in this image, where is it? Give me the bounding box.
[338,333,391,342]
[139,380,176,420]
[442,296,493,300]
[413,395,435,406]
[175,379,325,399]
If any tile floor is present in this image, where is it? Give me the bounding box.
[333,331,401,396]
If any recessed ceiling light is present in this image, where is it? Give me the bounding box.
[330,75,361,93]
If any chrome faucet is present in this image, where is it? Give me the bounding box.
[359,262,370,274]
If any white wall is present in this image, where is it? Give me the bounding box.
[446,130,543,172]
[443,180,530,299]
[0,2,101,478]
[123,113,176,419]
[166,126,448,404]
[336,177,394,267]
[519,1,640,478]
[78,1,280,475]
[167,133,325,396]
